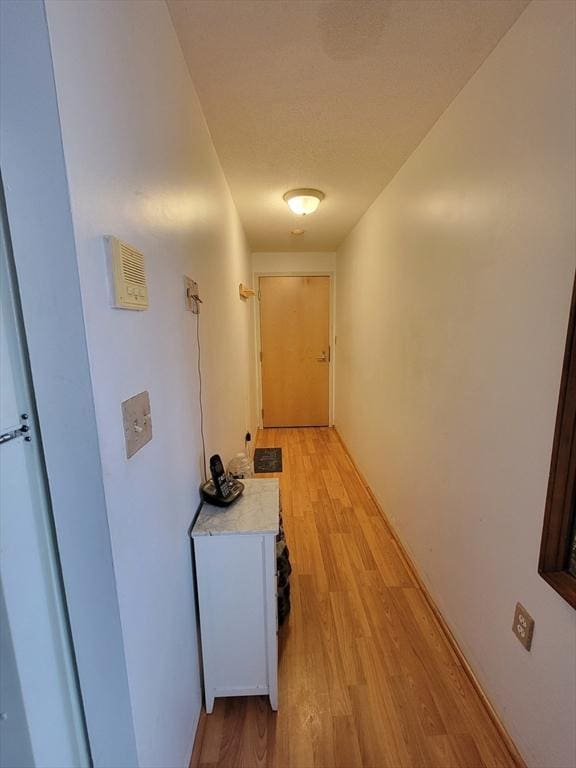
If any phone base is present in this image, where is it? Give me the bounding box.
[200,479,244,508]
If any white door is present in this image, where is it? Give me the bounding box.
[0,193,89,767]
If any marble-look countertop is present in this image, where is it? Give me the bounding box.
[191,478,279,537]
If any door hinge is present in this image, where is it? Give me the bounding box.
[258,289,261,301]
[328,345,331,363]
[260,350,262,363]
[261,408,264,418]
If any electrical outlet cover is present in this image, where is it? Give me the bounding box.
[184,276,199,313]
[512,602,535,651]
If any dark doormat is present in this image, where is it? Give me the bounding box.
[254,447,283,473]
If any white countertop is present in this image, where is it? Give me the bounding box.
[191,478,279,537]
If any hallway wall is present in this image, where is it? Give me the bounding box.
[253,251,336,274]
[335,3,576,767]
[44,1,256,766]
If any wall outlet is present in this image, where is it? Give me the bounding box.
[184,276,200,313]
[512,602,535,651]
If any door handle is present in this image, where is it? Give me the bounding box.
[316,350,328,363]
[0,426,29,445]
[0,415,31,446]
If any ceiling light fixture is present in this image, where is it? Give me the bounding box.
[283,188,325,216]
[290,228,305,235]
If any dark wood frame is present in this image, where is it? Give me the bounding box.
[539,272,576,609]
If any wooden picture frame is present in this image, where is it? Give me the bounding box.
[538,272,576,609]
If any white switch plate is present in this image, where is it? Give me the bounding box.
[122,391,152,458]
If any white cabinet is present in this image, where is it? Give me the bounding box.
[190,479,279,714]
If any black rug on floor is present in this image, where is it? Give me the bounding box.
[254,447,283,473]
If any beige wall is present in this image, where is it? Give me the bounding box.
[335,2,576,766]
[45,1,255,765]
[253,251,336,274]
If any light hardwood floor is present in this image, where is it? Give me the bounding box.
[191,427,522,768]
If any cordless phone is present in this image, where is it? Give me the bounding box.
[210,454,231,498]
[200,453,244,507]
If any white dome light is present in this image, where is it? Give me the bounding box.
[283,188,325,216]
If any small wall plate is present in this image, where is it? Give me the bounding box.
[184,276,200,313]
[122,391,152,458]
[512,602,535,651]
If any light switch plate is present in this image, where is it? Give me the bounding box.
[122,391,152,458]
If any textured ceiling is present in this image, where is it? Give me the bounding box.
[168,0,528,252]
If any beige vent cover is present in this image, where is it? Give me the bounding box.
[105,235,149,310]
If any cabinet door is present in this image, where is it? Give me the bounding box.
[195,534,271,697]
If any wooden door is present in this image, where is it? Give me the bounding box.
[260,276,330,427]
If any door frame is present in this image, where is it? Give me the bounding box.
[1,185,90,768]
[253,271,336,429]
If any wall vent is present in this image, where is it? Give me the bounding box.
[105,236,149,310]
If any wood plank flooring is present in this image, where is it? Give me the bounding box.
[191,428,520,768]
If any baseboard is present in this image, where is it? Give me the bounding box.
[333,427,527,768]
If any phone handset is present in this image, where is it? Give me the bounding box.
[210,454,231,498]
[200,454,244,507]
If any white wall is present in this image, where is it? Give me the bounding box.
[45,1,256,766]
[253,251,336,274]
[335,3,576,767]
[1,2,138,765]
